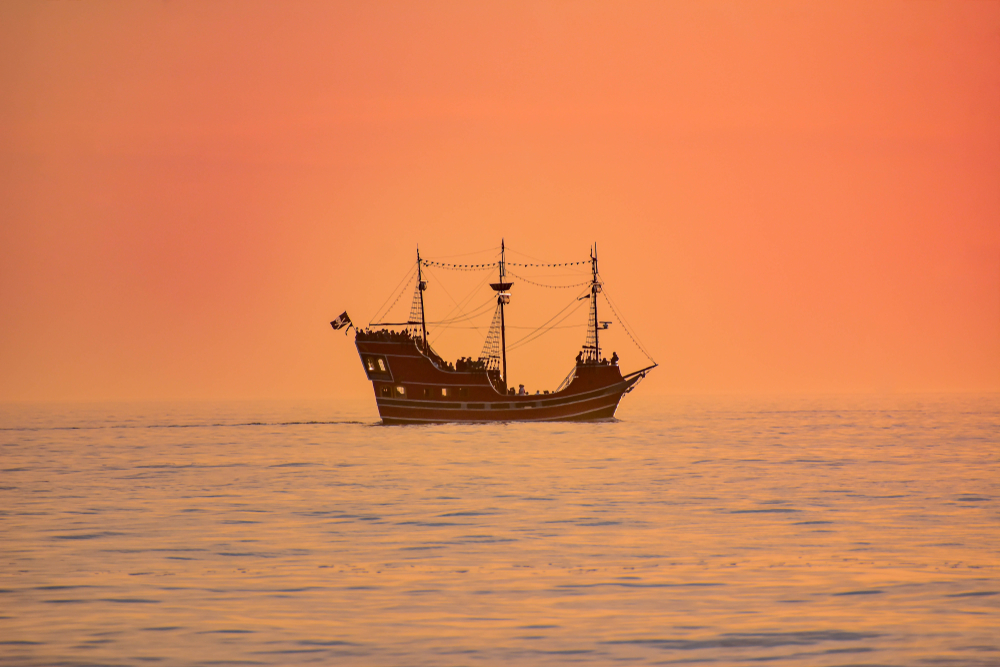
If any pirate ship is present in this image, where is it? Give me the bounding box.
[332,242,656,424]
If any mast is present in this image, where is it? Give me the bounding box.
[591,243,600,361]
[499,239,508,390]
[416,246,428,354]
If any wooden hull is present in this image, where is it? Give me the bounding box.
[355,337,640,424]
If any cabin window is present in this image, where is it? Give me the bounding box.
[380,386,391,397]
[362,354,392,381]
[395,386,405,397]
[421,387,431,399]
[458,387,469,398]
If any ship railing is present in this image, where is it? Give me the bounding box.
[555,366,577,393]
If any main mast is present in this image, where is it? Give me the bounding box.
[486,240,512,393]
[499,240,508,390]
[416,246,428,354]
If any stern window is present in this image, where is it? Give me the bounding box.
[395,386,405,397]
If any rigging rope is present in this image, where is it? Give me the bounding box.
[508,301,587,352]
[421,260,498,271]
[505,247,590,267]
[505,261,588,267]
[507,290,589,352]
[369,265,418,326]
[505,269,590,289]
[421,258,588,270]
[600,286,656,364]
[425,267,496,344]
[425,297,496,325]
[599,279,652,354]
[422,245,499,260]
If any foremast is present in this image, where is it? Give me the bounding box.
[416,247,429,353]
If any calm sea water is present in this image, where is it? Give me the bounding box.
[1,394,997,666]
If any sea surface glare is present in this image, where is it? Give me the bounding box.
[0,395,997,666]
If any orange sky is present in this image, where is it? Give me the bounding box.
[1,1,998,402]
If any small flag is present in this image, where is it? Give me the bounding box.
[330,311,352,331]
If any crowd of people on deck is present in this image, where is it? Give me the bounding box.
[358,327,619,397]
[575,350,619,366]
[455,357,488,372]
[355,328,415,342]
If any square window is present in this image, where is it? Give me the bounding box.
[441,387,448,397]
[380,386,391,397]
[395,386,405,397]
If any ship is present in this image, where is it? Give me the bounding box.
[332,241,656,424]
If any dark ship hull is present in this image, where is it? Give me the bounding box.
[356,335,648,424]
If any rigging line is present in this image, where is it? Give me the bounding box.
[442,324,581,330]
[505,269,591,289]
[599,278,652,354]
[426,266,494,325]
[505,261,588,268]
[425,297,496,325]
[504,246,590,268]
[422,245,499,260]
[421,260,498,270]
[600,290,655,364]
[504,246,548,262]
[421,264,463,315]
[508,299,587,352]
[369,265,418,326]
[506,288,589,350]
[504,324,582,330]
[427,270,496,345]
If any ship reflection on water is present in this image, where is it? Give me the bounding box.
[0,394,997,665]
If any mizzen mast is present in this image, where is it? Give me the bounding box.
[591,243,601,361]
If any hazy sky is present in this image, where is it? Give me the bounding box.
[1,1,998,401]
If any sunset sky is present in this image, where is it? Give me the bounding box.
[1,1,998,402]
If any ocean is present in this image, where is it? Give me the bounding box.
[1,394,997,666]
